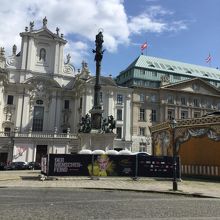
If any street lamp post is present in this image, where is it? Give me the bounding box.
[171,118,178,191]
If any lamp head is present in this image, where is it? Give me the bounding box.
[170,118,177,129]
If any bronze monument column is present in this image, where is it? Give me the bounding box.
[90,31,105,130]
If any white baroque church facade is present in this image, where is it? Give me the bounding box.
[0,18,132,164]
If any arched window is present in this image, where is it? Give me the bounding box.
[39,48,46,62]
[36,100,43,105]
[4,127,11,136]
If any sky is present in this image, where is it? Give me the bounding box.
[0,0,220,77]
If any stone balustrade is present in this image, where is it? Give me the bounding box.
[0,131,78,139]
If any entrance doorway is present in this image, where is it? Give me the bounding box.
[36,145,47,163]
[0,153,8,163]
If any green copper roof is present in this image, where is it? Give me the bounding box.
[122,55,220,81]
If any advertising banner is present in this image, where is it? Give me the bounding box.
[48,154,92,176]
[89,155,136,177]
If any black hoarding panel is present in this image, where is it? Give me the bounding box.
[137,155,180,178]
[48,154,92,176]
[45,154,180,178]
[90,155,136,177]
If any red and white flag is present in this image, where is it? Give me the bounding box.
[205,53,212,63]
[141,42,148,51]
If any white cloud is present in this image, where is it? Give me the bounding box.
[129,14,167,34]
[0,0,187,66]
[146,5,174,17]
[166,21,188,32]
[128,5,187,35]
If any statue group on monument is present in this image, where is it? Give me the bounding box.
[79,114,115,133]
[102,115,116,133]
[78,114,91,133]
[78,114,116,133]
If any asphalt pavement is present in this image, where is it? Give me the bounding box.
[0,170,220,199]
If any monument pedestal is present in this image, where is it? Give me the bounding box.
[78,132,116,151]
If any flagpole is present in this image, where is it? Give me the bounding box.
[140,42,148,56]
[205,53,212,67]
[146,40,147,56]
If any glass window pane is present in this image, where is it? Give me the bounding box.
[32,106,44,131]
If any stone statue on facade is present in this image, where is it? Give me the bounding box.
[6,111,12,121]
[65,54,71,64]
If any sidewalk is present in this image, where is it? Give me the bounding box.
[0,170,220,199]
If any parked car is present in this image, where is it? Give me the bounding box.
[5,161,28,170]
[0,162,6,170]
[27,162,41,170]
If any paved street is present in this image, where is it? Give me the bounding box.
[0,188,220,220]
[0,171,220,199]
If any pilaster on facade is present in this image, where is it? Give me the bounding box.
[124,94,131,141]
[107,91,114,115]
[58,44,64,74]
[22,93,31,130]
[54,42,59,74]
[26,38,34,71]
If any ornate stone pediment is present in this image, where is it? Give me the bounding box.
[160,75,170,86]
[161,78,220,96]
[38,33,54,39]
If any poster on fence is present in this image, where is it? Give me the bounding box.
[41,156,48,175]
[45,154,180,178]
[89,155,136,177]
[48,154,92,176]
[137,155,180,178]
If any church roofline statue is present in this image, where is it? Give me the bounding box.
[12,45,17,55]
[43,16,47,28]
[0,47,5,56]
[65,54,71,64]
[30,21,34,32]
[56,27,60,36]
